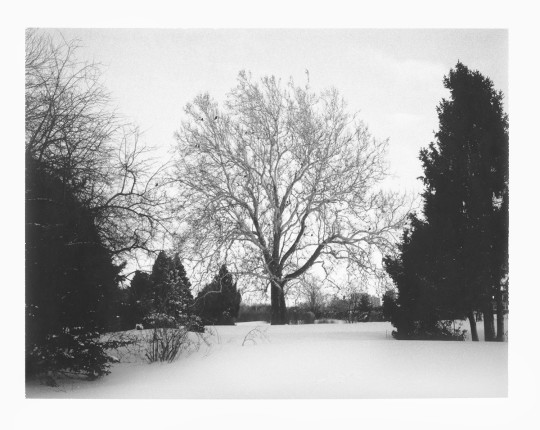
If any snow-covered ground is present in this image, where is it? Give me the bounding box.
[26,321,507,399]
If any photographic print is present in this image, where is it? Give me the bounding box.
[24,28,508,399]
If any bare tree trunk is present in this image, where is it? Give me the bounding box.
[483,303,496,341]
[496,287,505,341]
[279,288,287,323]
[271,280,287,325]
[468,310,479,341]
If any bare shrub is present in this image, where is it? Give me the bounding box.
[241,327,270,346]
[103,327,212,364]
[143,327,191,363]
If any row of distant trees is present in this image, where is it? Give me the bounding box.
[290,292,382,324]
[237,292,383,325]
[287,278,381,322]
[382,63,508,341]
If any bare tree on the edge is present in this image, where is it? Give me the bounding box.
[26,30,173,263]
[174,72,409,324]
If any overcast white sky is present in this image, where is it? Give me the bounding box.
[48,29,508,194]
[38,28,509,294]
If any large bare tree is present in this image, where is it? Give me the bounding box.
[25,30,172,263]
[174,72,409,324]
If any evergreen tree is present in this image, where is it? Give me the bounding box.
[26,157,123,379]
[146,251,195,328]
[25,30,171,382]
[124,270,153,328]
[419,62,508,341]
[150,251,175,317]
[359,293,373,312]
[384,62,508,341]
[384,216,452,338]
[382,289,397,322]
[194,265,241,325]
[172,253,195,317]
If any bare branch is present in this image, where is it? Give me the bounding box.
[25,30,173,265]
[173,72,410,301]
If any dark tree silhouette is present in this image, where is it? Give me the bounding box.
[145,251,195,327]
[194,265,242,325]
[384,62,508,341]
[359,293,373,312]
[123,270,153,328]
[419,62,508,341]
[383,215,460,338]
[382,289,397,322]
[26,157,123,379]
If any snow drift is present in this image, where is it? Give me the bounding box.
[26,321,507,398]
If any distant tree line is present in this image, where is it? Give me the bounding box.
[383,62,508,341]
[236,290,384,324]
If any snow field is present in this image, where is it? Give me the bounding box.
[26,321,507,398]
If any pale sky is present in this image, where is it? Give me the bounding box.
[40,28,509,295]
[48,29,507,195]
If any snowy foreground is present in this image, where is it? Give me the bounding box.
[26,321,507,399]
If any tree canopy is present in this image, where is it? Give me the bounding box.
[174,72,409,323]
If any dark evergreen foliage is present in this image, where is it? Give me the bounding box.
[384,216,465,339]
[25,31,176,383]
[194,265,242,325]
[26,157,123,379]
[143,251,199,329]
[382,290,397,322]
[121,270,153,329]
[420,62,509,341]
[383,62,509,341]
[359,293,373,312]
[119,252,203,332]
